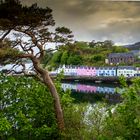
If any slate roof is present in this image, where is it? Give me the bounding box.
[97,67,117,70]
[117,66,135,70]
[108,52,134,58]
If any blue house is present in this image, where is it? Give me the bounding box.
[96,67,117,76]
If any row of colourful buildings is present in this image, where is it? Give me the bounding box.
[50,65,140,77]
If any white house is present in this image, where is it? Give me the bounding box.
[61,65,77,76]
[117,66,136,77]
[52,65,77,76]
[135,67,140,76]
[49,65,63,75]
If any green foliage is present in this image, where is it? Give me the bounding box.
[60,51,69,65]
[89,40,114,49]
[61,77,140,139]
[0,72,77,140]
[119,75,127,87]
[45,41,131,67]
[47,45,83,67]
[93,55,103,61]
[55,27,73,43]
[67,54,83,65]
[55,27,72,35]
[1,74,139,140]
[41,51,53,68]
[133,63,140,67]
[75,41,89,49]
[61,103,109,140]
[0,0,54,29]
[62,103,89,139]
[90,54,105,63]
[0,0,74,135]
[0,117,11,136]
[71,92,104,104]
[112,46,129,53]
[50,51,62,67]
[54,72,74,109]
[100,78,140,139]
[0,40,20,64]
[0,74,58,140]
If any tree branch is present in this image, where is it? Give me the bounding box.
[18,40,34,55]
[0,29,11,42]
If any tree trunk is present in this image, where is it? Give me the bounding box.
[32,58,64,130]
[43,71,65,130]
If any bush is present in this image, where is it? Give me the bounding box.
[0,74,58,140]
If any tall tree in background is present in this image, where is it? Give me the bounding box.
[0,0,73,130]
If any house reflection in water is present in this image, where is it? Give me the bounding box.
[96,86,115,94]
[62,83,115,94]
[61,82,121,103]
[62,83,77,91]
[77,84,97,93]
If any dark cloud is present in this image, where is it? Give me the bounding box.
[21,0,140,44]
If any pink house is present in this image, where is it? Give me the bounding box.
[76,66,96,76]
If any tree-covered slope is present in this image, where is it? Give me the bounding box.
[44,40,129,68]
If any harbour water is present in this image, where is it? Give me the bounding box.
[61,82,121,103]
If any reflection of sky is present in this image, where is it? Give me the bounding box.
[62,83,117,94]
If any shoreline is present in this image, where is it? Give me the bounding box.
[51,75,134,83]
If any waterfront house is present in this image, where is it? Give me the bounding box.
[135,67,140,76]
[51,65,137,78]
[108,52,135,65]
[50,66,62,75]
[55,65,77,76]
[61,65,70,75]
[96,67,117,76]
[50,65,65,75]
[69,66,77,76]
[76,66,96,76]
[117,66,136,77]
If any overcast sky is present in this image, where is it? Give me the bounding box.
[22,0,140,45]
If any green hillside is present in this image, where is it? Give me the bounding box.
[44,41,129,69]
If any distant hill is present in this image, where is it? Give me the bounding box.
[124,42,140,50]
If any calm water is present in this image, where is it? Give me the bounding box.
[61,82,121,103]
